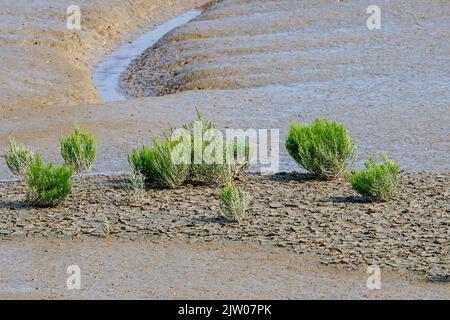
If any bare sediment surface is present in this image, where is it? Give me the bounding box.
[121,0,450,172]
[93,10,204,102]
[1,0,449,299]
[0,239,448,299]
[122,0,450,97]
[0,88,448,177]
[0,0,208,109]
[1,172,448,280]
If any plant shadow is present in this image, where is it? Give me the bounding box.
[108,176,169,191]
[0,199,29,210]
[330,195,371,204]
[266,171,321,183]
[192,215,235,225]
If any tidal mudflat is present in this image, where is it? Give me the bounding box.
[0,172,448,280]
[0,0,449,299]
[0,239,448,299]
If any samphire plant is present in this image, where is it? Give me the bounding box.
[26,153,74,207]
[122,166,146,203]
[219,183,248,224]
[129,109,250,188]
[128,145,158,183]
[182,109,250,185]
[5,137,34,178]
[347,153,399,202]
[155,136,192,188]
[128,135,190,188]
[286,117,356,180]
[60,126,96,177]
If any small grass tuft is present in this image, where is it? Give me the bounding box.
[128,145,158,183]
[26,153,74,207]
[183,109,250,185]
[60,126,96,177]
[219,183,248,224]
[286,117,356,179]
[151,135,190,188]
[5,137,34,178]
[128,136,190,189]
[123,166,146,202]
[347,153,400,202]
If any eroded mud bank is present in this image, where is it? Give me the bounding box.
[0,0,209,109]
[120,0,450,173]
[1,238,447,299]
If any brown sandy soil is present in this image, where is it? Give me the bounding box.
[1,173,448,280]
[0,0,210,109]
[0,239,448,299]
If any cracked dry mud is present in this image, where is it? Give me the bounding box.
[1,172,448,281]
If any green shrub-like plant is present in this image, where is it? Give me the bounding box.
[128,135,190,188]
[286,118,356,179]
[183,110,222,184]
[219,183,248,224]
[128,145,158,182]
[60,126,96,177]
[348,153,399,202]
[123,166,146,202]
[182,110,250,185]
[151,136,190,188]
[26,153,74,207]
[128,110,251,188]
[5,137,34,177]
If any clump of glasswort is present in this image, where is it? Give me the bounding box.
[347,153,400,202]
[128,109,250,189]
[26,153,74,207]
[5,137,34,178]
[129,135,190,188]
[60,126,96,177]
[122,165,146,203]
[286,117,356,180]
[219,183,248,224]
[182,110,250,186]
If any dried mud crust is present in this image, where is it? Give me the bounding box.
[0,172,448,280]
[120,0,450,97]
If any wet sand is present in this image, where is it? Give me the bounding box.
[1,0,449,177]
[93,10,204,102]
[0,239,448,299]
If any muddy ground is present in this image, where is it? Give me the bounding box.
[0,0,210,109]
[1,0,448,178]
[1,172,448,281]
[0,0,449,299]
[0,238,448,299]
